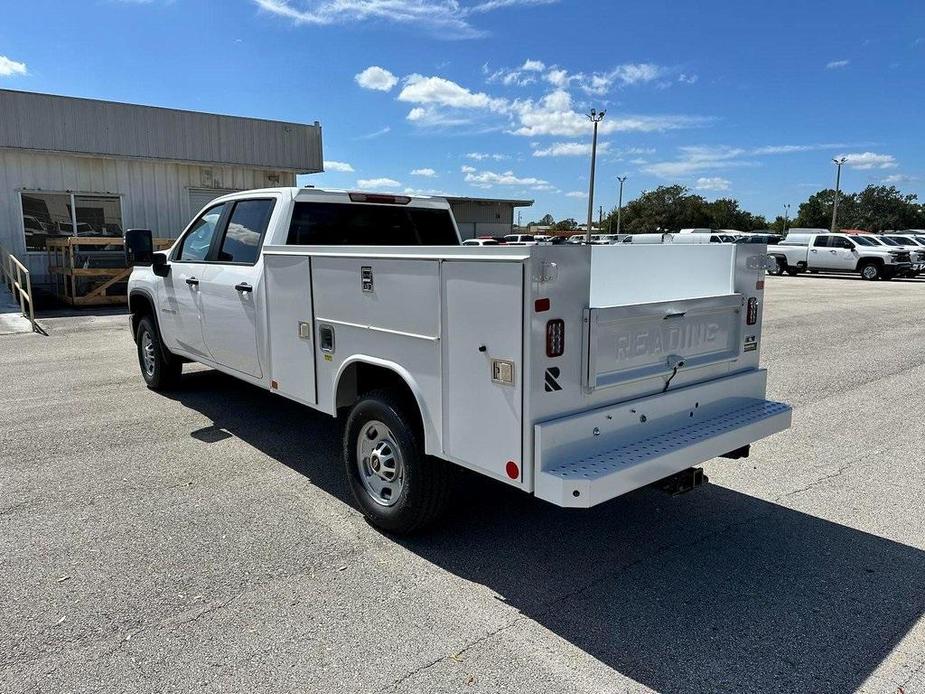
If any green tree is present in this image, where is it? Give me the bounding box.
[552,217,578,231]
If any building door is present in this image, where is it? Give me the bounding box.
[189,189,234,220]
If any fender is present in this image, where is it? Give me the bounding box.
[333,354,440,456]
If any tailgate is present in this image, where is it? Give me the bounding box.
[586,293,742,391]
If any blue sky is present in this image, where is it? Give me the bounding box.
[1,0,923,222]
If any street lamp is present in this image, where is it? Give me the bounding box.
[616,176,627,235]
[831,157,847,233]
[585,109,606,244]
[782,203,790,236]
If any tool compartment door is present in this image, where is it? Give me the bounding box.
[587,293,742,391]
[443,261,524,483]
[264,254,316,405]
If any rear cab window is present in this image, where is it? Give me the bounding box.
[286,202,458,245]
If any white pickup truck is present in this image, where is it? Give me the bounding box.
[770,231,912,280]
[126,187,792,533]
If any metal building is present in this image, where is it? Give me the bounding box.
[446,196,533,239]
[0,89,322,284]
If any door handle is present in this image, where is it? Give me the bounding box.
[185,277,199,286]
[235,282,253,293]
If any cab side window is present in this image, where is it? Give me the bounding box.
[832,236,853,249]
[176,203,227,261]
[812,236,830,248]
[216,199,275,264]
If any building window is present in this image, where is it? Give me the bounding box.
[20,192,123,252]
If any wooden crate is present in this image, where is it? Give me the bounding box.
[46,236,173,306]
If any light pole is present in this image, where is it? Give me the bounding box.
[585,109,605,244]
[616,176,627,235]
[782,203,790,236]
[831,157,847,233]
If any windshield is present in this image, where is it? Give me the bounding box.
[877,236,902,246]
[891,236,924,246]
[851,236,879,246]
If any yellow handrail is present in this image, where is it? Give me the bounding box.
[0,242,42,334]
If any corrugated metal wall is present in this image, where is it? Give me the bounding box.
[0,149,295,281]
[0,89,322,173]
[449,200,516,225]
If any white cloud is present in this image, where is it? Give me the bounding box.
[678,73,698,84]
[406,106,473,127]
[545,68,570,87]
[464,168,550,188]
[642,146,753,178]
[533,141,611,157]
[357,177,401,188]
[324,160,355,172]
[565,191,587,198]
[511,90,708,137]
[253,0,555,39]
[752,142,858,155]
[0,55,28,77]
[410,167,437,177]
[466,152,508,160]
[460,165,477,173]
[355,66,398,91]
[838,152,897,169]
[357,126,391,139]
[826,59,850,69]
[521,59,545,71]
[881,173,916,184]
[399,73,507,111]
[694,177,731,192]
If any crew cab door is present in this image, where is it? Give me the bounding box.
[829,235,859,269]
[155,202,228,358]
[198,198,275,378]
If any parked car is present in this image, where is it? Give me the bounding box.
[126,187,791,534]
[875,235,925,276]
[504,233,537,246]
[770,232,912,280]
[462,238,500,246]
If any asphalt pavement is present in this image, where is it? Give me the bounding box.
[1,273,924,693]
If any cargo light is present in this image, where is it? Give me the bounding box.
[535,298,550,312]
[348,192,411,205]
[746,297,759,325]
[546,319,565,357]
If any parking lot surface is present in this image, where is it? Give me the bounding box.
[2,274,925,694]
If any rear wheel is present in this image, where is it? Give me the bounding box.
[860,262,881,281]
[767,256,784,276]
[136,316,182,389]
[786,267,800,276]
[344,389,451,534]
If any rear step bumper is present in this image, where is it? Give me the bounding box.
[533,369,792,508]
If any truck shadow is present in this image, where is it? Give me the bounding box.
[168,369,925,694]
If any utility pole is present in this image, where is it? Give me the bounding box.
[598,205,603,231]
[831,157,847,233]
[782,203,790,236]
[585,109,605,244]
[616,176,627,235]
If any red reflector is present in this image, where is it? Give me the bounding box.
[535,298,550,312]
[505,461,520,479]
[546,319,565,357]
[746,297,759,325]
[756,280,765,290]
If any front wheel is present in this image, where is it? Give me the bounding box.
[767,256,784,276]
[344,390,451,534]
[136,316,182,389]
[859,262,882,281]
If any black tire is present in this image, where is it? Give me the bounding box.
[767,256,784,276]
[786,267,800,276]
[859,262,881,281]
[135,316,182,390]
[344,389,451,534]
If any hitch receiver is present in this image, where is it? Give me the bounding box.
[721,445,750,460]
[655,467,707,496]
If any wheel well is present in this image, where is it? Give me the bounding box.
[336,362,423,430]
[856,257,883,271]
[128,291,155,341]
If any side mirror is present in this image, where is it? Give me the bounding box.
[125,229,154,265]
[152,252,170,277]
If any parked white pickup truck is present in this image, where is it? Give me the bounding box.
[126,188,792,533]
[770,232,912,280]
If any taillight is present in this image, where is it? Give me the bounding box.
[546,319,565,357]
[746,297,759,325]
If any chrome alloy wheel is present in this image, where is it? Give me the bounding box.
[862,264,878,280]
[141,330,156,377]
[356,420,405,507]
